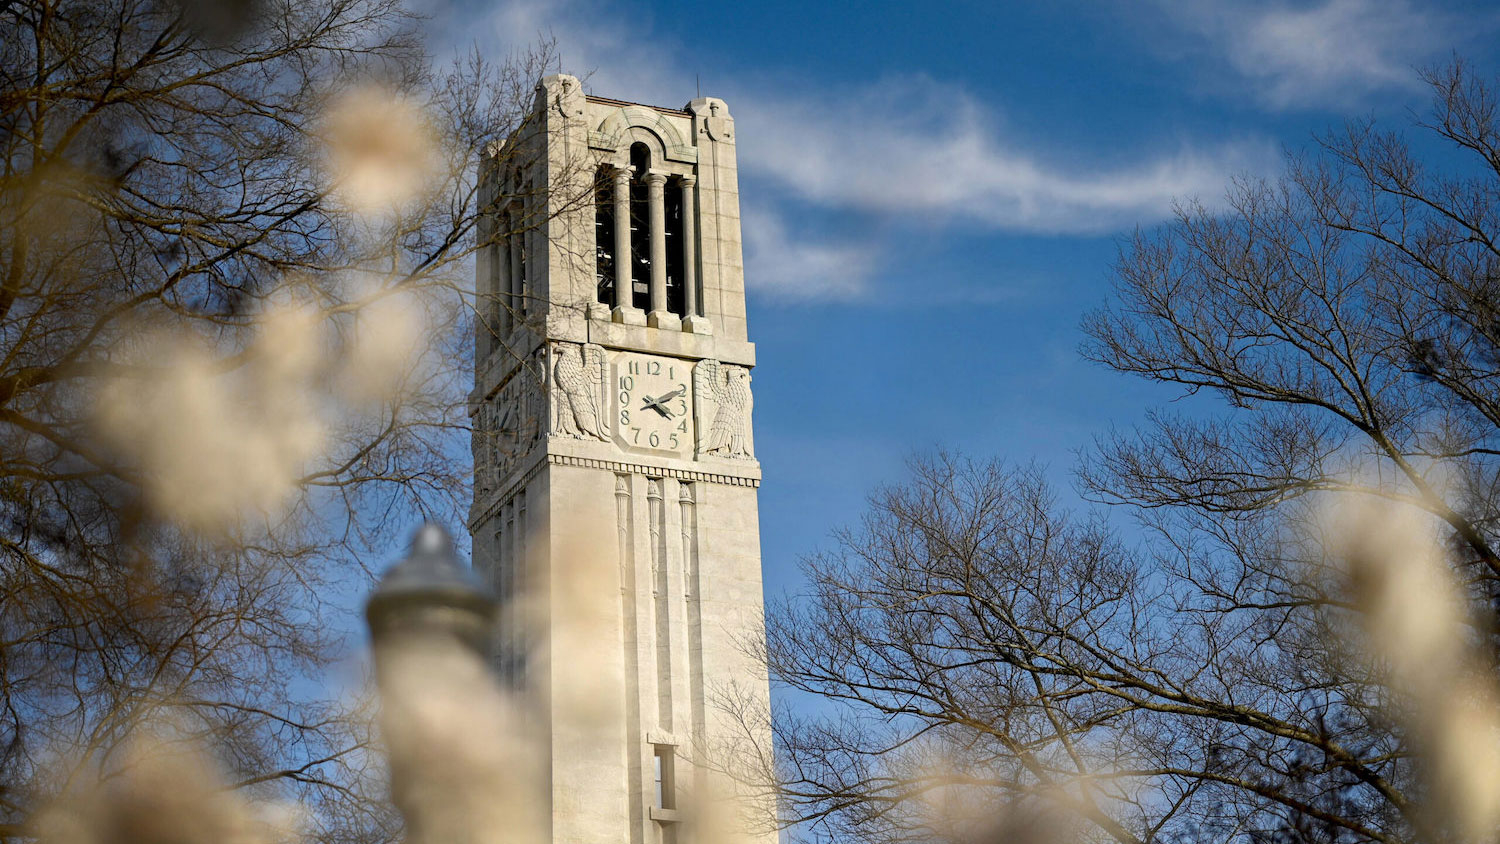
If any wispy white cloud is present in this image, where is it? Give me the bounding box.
[734,81,1270,234]
[1155,0,1466,109]
[740,205,877,301]
[433,0,1273,302]
[429,0,686,106]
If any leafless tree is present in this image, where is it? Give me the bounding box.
[766,455,1406,844]
[0,1,578,839]
[765,60,1500,844]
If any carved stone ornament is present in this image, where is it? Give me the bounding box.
[693,359,753,460]
[550,341,610,442]
[476,351,546,496]
[705,101,734,143]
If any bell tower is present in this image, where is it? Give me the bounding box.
[470,75,773,844]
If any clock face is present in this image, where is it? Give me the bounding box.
[611,351,693,457]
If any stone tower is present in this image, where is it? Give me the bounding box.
[469,75,773,844]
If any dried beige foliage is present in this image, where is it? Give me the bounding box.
[33,725,298,844]
[1328,500,1500,843]
[0,0,569,832]
[340,281,430,403]
[90,280,444,533]
[904,747,1086,844]
[319,86,441,216]
[93,306,328,533]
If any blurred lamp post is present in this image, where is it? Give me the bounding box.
[366,522,495,654]
[365,522,496,841]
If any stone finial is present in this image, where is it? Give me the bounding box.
[365,522,495,650]
[538,73,585,119]
[687,97,733,143]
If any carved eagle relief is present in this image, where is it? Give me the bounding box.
[693,358,754,459]
[551,341,609,441]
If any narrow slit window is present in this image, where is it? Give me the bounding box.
[518,187,531,316]
[665,179,685,318]
[629,143,652,311]
[488,213,505,344]
[653,744,675,809]
[595,166,616,305]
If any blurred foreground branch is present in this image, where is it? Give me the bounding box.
[0,0,575,838]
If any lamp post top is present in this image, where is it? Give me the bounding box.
[365,523,494,634]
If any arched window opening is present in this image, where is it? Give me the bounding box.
[628,143,652,311]
[594,165,615,305]
[629,142,651,181]
[665,180,685,318]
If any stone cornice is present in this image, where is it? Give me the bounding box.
[469,447,759,528]
[546,453,759,487]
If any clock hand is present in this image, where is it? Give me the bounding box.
[645,387,685,416]
[638,383,686,420]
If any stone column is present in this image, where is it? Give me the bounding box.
[611,166,645,325]
[645,169,679,330]
[679,175,709,335]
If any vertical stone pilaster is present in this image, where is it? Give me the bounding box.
[614,471,646,844]
[513,490,527,683]
[648,476,672,728]
[680,175,710,334]
[669,481,695,740]
[628,472,660,753]
[687,96,744,342]
[475,166,496,364]
[521,185,534,320]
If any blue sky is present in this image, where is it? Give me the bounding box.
[429,0,1500,596]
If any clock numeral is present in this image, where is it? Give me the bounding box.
[619,375,634,390]
[628,361,640,375]
[620,410,630,426]
[676,420,687,433]
[631,427,641,444]
[648,431,660,448]
[647,360,661,376]
[619,389,630,405]
[669,433,680,449]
